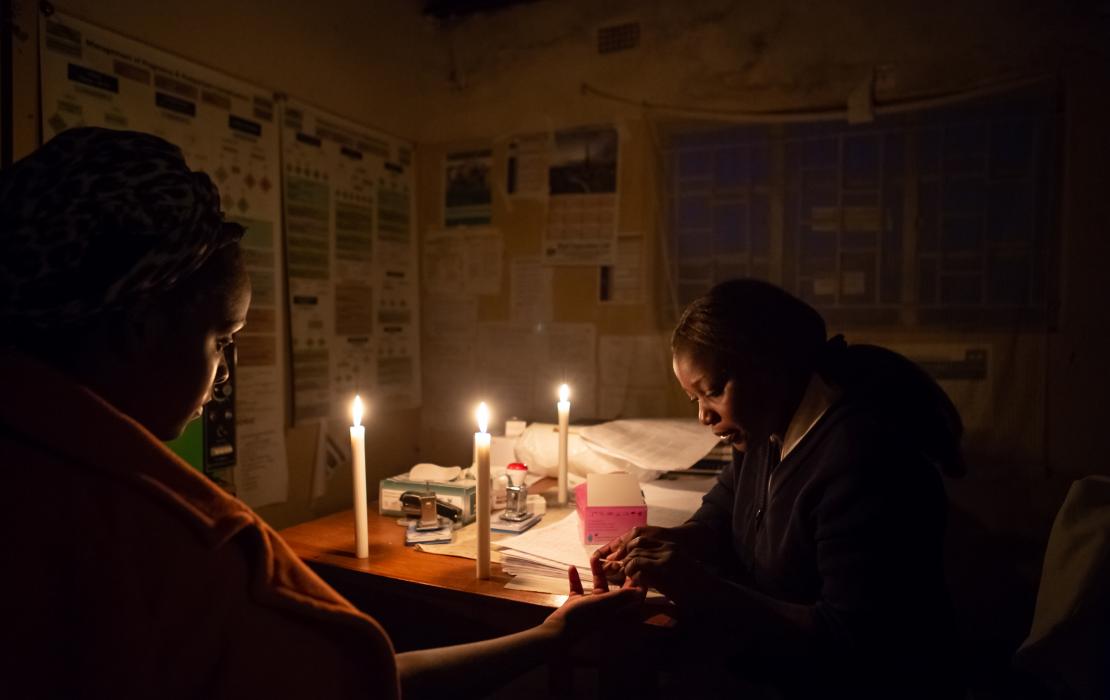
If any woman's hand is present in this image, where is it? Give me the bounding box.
[590,525,671,582]
[541,557,643,643]
[621,535,706,600]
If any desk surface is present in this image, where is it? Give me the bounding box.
[280,506,565,612]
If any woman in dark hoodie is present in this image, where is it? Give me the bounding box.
[594,278,964,698]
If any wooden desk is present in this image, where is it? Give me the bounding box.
[280,506,562,651]
[281,496,684,696]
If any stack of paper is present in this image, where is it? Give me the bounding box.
[495,476,716,593]
[497,513,600,588]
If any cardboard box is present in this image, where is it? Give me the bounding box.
[380,472,477,524]
[575,472,647,545]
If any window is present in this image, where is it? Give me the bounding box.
[665,88,1059,328]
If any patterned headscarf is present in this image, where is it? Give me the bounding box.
[0,127,243,330]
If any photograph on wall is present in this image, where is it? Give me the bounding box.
[543,125,619,265]
[444,148,492,227]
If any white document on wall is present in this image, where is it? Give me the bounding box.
[510,256,553,324]
[506,132,550,198]
[424,227,503,296]
[377,267,422,409]
[475,322,540,422]
[598,335,669,419]
[544,125,619,265]
[39,11,289,507]
[599,233,645,304]
[578,419,720,473]
[283,100,421,416]
[421,335,477,431]
[534,323,597,419]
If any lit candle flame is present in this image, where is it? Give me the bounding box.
[476,401,489,434]
[558,384,570,402]
[352,395,364,428]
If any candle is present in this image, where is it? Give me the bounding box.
[557,383,570,506]
[475,402,491,579]
[350,395,369,559]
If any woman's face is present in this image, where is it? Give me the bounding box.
[128,248,251,441]
[672,349,784,449]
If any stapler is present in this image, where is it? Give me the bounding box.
[400,489,462,530]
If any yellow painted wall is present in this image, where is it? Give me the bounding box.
[9,0,1109,538]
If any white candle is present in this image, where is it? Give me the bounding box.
[350,395,369,559]
[475,402,491,579]
[557,383,570,506]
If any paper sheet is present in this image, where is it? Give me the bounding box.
[312,420,351,500]
[475,322,540,421]
[533,323,597,418]
[415,505,578,560]
[39,11,289,507]
[510,256,553,324]
[424,228,503,296]
[283,101,421,416]
[506,132,550,198]
[598,334,670,419]
[578,419,721,473]
[419,479,714,595]
[377,268,422,408]
[544,125,619,265]
[599,233,645,304]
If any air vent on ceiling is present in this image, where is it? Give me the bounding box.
[597,22,640,54]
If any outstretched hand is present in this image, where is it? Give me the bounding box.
[542,556,643,642]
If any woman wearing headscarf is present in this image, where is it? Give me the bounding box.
[594,279,964,698]
[0,128,638,699]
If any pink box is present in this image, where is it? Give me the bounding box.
[575,472,647,545]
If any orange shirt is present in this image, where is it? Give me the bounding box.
[0,352,398,699]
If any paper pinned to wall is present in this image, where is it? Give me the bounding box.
[312,420,351,500]
[510,256,553,324]
[598,335,670,419]
[424,293,479,337]
[599,233,645,304]
[282,101,420,415]
[421,335,477,432]
[544,125,619,265]
[475,322,541,421]
[376,268,421,408]
[38,11,289,508]
[506,132,550,198]
[424,227,503,296]
[463,227,503,295]
[445,148,492,227]
[535,323,597,419]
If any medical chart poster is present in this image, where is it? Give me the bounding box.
[543,125,619,265]
[39,11,289,508]
[282,100,422,417]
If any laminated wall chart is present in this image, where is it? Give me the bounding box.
[39,12,289,508]
[282,101,421,422]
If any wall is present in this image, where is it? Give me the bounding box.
[9,0,448,529]
[412,0,1110,540]
[8,0,1109,538]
